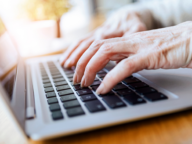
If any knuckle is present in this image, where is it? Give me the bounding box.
[122,59,135,70]
[76,61,84,69]
[89,40,103,51]
[135,23,147,32]
[100,44,113,53]
[85,66,95,74]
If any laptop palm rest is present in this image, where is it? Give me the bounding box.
[138,68,192,98]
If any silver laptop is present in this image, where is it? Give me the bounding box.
[1,19,192,141]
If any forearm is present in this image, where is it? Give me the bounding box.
[118,0,192,30]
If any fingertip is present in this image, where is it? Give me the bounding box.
[80,76,85,87]
[64,60,71,68]
[96,82,105,94]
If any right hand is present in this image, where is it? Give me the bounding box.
[59,9,147,68]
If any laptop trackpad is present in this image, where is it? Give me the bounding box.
[138,68,192,97]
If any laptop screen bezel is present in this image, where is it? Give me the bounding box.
[0,17,26,133]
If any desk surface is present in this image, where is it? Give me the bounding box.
[29,109,192,144]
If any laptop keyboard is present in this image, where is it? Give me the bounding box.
[39,62,168,121]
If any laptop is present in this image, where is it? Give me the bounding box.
[1,17,192,141]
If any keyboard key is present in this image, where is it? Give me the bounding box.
[113,84,127,91]
[91,85,99,91]
[42,76,49,80]
[50,103,61,111]
[122,77,140,84]
[63,100,80,109]
[44,87,54,93]
[40,70,46,73]
[43,79,50,84]
[68,78,73,82]
[80,94,97,102]
[72,85,89,91]
[52,75,63,79]
[52,111,63,120]
[129,82,148,89]
[72,84,82,90]
[116,89,135,97]
[58,89,74,96]
[66,74,74,78]
[60,94,77,102]
[136,87,157,95]
[85,100,106,113]
[47,97,58,104]
[55,81,68,86]
[63,69,74,75]
[97,70,106,74]
[143,92,168,101]
[51,71,60,75]
[63,67,73,71]
[99,91,115,97]
[97,73,106,78]
[51,72,61,76]
[123,94,146,105]
[66,107,85,117]
[104,66,114,71]
[49,69,59,72]
[46,92,56,98]
[56,85,70,91]
[41,74,48,77]
[91,80,101,86]
[53,78,65,82]
[44,83,52,88]
[103,96,126,109]
[76,89,93,96]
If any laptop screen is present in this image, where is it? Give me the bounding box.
[0,18,18,101]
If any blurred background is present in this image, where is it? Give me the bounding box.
[0,0,138,58]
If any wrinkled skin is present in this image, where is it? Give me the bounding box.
[59,10,147,68]
[72,22,192,94]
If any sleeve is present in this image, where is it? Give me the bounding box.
[120,0,192,30]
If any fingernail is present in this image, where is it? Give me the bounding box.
[64,60,70,68]
[73,77,77,84]
[76,74,80,83]
[96,83,104,95]
[73,81,77,85]
[81,78,85,87]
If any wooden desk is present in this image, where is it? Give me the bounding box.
[29,109,192,144]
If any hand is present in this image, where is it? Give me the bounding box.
[73,22,192,94]
[59,9,147,68]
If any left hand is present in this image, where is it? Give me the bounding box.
[73,22,192,94]
[59,10,147,68]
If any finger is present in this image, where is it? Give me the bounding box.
[73,37,128,84]
[80,40,139,87]
[101,30,124,39]
[64,37,94,68]
[96,55,148,94]
[95,25,124,40]
[59,33,93,66]
[123,23,146,37]
[59,40,84,66]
